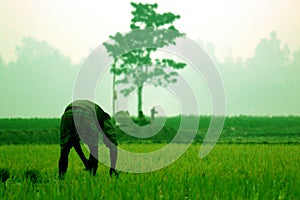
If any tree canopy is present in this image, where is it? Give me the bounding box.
[103,2,187,117]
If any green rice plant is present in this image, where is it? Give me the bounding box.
[0,144,299,199]
[24,169,40,184]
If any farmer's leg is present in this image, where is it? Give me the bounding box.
[88,145,98,176]
[58,144,71,177]
[74,142,88,168]
[59,110,75,177]
[110,146,118,170]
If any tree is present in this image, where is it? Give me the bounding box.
[104,2,186,119]
[291,48,300,68]
[1,37,79,117]
[288,48,300,102]
[13,37,72,69]
[245,31,291,92]
[0,54,7,87]
[0,55,4,69]
[244,31,292,114]
[247,31,290,70]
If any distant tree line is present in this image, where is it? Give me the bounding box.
[199,31,300,115]
[0,38,80,117]
[0,31,300,117]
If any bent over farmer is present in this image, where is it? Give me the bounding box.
[58,100,118,177]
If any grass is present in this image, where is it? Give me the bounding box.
[0,144,299,199]
[0,116,299,199]
[0,116,300,145]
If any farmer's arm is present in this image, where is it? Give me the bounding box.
[74,142,88,168]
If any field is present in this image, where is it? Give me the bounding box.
[1,144,299,199]
[0,116,300,199]
[1,116,300,145]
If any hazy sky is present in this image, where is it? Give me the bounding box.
[1,0,300,64]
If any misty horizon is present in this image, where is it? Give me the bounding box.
[1,30,299,117]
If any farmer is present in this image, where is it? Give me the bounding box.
[58,100,118,178]
[150,107,158,121]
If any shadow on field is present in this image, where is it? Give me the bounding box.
[0,168,10,183]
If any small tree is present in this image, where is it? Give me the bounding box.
[104,2,186,119]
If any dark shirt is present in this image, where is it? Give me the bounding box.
[64,100,118,147]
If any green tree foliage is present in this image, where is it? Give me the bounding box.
[291,48,300,67]
[214,31,298,115]
[246,31,290,77]
[103,2,187,118]
[12,37,72,70]
[0,55,5,69]
[245,31,292,113]
[1,37,78,117]
[0,55,5,80]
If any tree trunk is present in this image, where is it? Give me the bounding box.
[137,85,143,119]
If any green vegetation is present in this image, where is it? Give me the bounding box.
[0,116,299,145]
[0,118,60,145]
[104,2,186,118]
[0,116,299,199]
[0,144,299,199]
[1,31,300,117]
